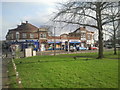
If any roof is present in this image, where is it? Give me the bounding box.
[70,27,94,34]
[11,21,39,32]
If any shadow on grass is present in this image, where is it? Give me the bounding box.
[8,82,17,88]
[8,74,16,78]
[15,57,93,65]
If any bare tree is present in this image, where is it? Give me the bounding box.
[103,2,119,55]
[53,1,119,59]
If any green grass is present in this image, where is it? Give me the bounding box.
[8,51,118,88]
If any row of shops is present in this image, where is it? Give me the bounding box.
[5,22,95,52]
[4,39,94,52]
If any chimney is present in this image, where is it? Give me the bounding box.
[26,21,28,23]
[17,25,20,27]
[83,26,86,29]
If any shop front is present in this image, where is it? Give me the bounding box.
[47,41,62,50]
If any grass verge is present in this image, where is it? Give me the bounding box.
[8,50,118,88]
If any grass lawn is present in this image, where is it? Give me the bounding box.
[8,51,118,88]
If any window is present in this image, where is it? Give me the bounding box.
[30,33,34,38]
[11,34,14,39]
[40,33,46,38]
[76,30,80,33]
[22,33,27,38]
[88,35,91,40]
[40,34,43,38]
[16,32,19,39]
[81,33,86,38]
[43,34,46,38]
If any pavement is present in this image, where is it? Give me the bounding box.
[1,50,12,89]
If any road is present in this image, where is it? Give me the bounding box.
[36,48,113,56]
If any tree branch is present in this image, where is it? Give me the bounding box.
[54,20,98,29]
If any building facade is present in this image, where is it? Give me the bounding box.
[6,21,95,51]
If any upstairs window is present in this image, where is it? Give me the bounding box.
[43,34,46,38]
[16,32,19,39]
[88,34,91,40]
[30,33,34,38]
[40,33,46,38]
[22,33,27,38]
[81,33,86,38]
[11,34,14,39]
[40,34,43,38]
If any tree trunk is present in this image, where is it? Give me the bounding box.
[96,2,104,59]
[113,25,117,55]
[98,30,104,59]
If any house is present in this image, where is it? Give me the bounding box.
[68,27,94,47]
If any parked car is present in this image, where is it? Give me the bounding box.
[106,45,112,49]
[116,44,120,48]
[79,47,87,50]
[90,47,98,50]
[70,46,76,52]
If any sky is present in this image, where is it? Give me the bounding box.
[1,0,114,40]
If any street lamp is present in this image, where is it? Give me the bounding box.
[54,27,56,56]
[37,29,40,51]
[67,34,70,53]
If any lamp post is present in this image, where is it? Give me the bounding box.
[38,29,40,51]
[67,34,70,53]
[54,27,56,56]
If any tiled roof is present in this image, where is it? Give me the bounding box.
[48,36,79,39]
[12,21,38,31]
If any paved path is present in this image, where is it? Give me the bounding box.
[0,56,2,89]
[2,57,9,88]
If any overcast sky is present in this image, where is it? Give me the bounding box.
[1,0,113,40]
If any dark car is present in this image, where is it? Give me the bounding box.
[106,45,112,49]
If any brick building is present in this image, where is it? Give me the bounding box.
[6,21,95,51]
[6,21,48,51]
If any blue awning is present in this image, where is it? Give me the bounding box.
[48,41,61,44]
[70,41,80,44]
